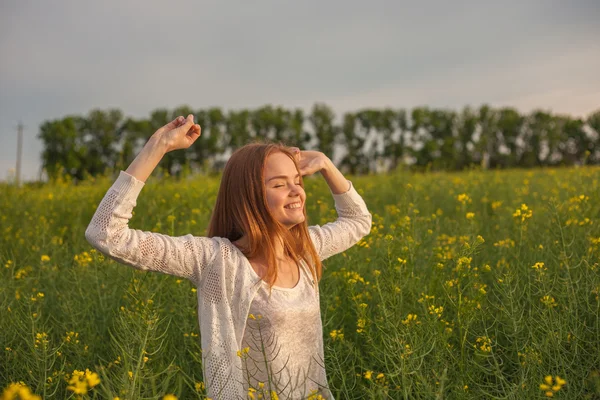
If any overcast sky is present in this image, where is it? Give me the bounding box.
[1,0,599,181]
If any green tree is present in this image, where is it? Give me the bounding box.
[495,108,525,168]
[586,109,600,163]
[226,109,253,150]
[455,107,478,170]
[339,113,368,174]
[80,109,124,176]
[38,116,86,181]
[476,105,498,169]
[309,103,337,160]
[195,107,227,172]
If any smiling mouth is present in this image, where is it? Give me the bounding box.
[284,202,302,209]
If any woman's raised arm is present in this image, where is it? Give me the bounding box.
[126,114,201,182]
[293,149,372,261]
[84,115,217,286]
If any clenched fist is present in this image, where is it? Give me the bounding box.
[153,114,202,153]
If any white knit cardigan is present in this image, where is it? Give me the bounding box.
[85,171,372,399]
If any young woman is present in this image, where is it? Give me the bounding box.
[85,114,372,399]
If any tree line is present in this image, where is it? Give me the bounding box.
[38,104,600,181]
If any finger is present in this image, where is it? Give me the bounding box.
[186,125,202,145]
[157,116,184,134]
[177,114,196,132]
[289,147,301,159]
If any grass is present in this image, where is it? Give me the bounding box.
[1,165,599,399]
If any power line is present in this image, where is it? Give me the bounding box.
[16,122,24,186]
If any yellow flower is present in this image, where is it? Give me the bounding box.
[466,212,475,220]
[162,395,177,400]
[457,193,472,205]
[555,376,566,386]
[0,382,42,400]
[85,370,101,388]
[474,336,492,352]
[40,255,50,262]
[329,330,344,341]
[237,347,250,357]
[357,318,366,333]
[513,203,532,222]
[364,370,373,380]
[541,296,557,307]
[539,375,566,396]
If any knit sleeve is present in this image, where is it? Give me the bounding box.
[84,171,219,286]
[308,180,372,261]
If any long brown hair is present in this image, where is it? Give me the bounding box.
[207,141,322,291]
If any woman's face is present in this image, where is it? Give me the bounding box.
[263,151,306,229]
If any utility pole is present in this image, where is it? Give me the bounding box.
[16,122,23,186]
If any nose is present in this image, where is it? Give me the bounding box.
[289,182,302,195]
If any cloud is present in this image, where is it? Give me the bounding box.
[1,0,599,180]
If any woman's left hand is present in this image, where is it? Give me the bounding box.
[289,147,330,176]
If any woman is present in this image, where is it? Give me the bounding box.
[85,114,372,399]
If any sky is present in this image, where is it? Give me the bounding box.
[1,0,599,181]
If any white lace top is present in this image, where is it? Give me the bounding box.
[240,256,330,399]
[85,171,372,399]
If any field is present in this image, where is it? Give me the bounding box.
[1,166,599,399]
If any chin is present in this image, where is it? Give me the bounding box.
[283,218,305,229]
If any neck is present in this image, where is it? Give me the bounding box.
[234,234,287,260]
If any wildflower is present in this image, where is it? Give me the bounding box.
[402,314,420,326]
[474,336,492,352]
[466,212,475,220]
[532,262,545,270]
[329,330,344,341]
[73,251,93,267]
[357,318,366,333]
[195,382,205,392]
[541,295,557,307]
[34,332,49,349]
[236,347,250,357]
[162,395,177,400]
[67,369,100,395]
[539,376,566,397]
[364,370,373,380]
[457,193,472,205]
[40,255,50,262]
[513,203,533,223]
[428,305,444,318]
[1,382,42,400]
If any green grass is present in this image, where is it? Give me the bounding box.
[1,166,599,399]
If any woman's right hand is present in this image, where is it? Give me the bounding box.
[154,114,202,153]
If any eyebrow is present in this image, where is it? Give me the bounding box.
[266,174,300,182]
